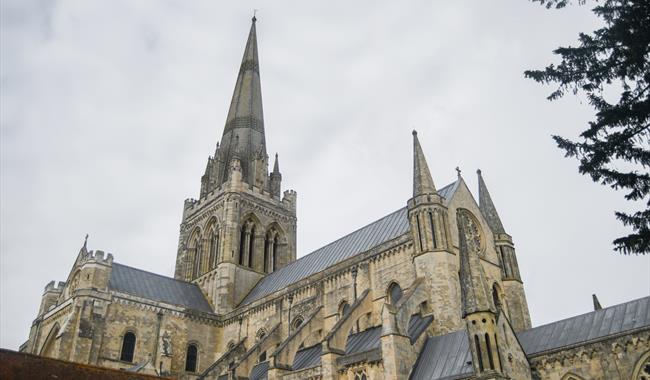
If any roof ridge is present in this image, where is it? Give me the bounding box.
[112,262,198,287]
[523,295,650,332]
[275,206,407,271]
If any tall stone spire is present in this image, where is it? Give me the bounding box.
[457,209,496,317]
[477,170,506,235]
[412,131,437,197]
[216,16,267,187]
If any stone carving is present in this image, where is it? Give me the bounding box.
[162,331,172,356]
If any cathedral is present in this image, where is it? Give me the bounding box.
[21,17,650,380]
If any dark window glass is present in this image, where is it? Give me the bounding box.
[389,283,403,305]
[185,344,198,372]
[120,332,136,362]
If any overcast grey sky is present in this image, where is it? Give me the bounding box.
[1,1,649,350]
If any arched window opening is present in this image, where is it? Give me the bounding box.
[429,211,438,248]
[272,235,278,271]
[474,334,484,372]
[120,332,136,362]
[633,351,650,380]
[292,317,303,331]
[416,214,424,251]
[239,226,246,266]
[388,283,403,305]
[248,225,256,269]
[208,230,219,270]
[193,237,202,278]
[354,369,368,380]
[264,235,270,273]
[492,284,502,309]
[185,344,198,372]
[259,351,266,363]
[256,329,267,342]
[485,333,495,370]
[339,301,350,319]
[226,341,236,351]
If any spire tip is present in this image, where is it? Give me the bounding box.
[412,130,418,136]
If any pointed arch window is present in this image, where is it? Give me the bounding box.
[192,236,202,278]
[120,332,136,362]
[339,301,350,319]
[185,343,198,372]
[428,210,438,248]
[208,229,220,270]
[388,282,403,305]
[492,284,502,309]
[292,316,304,331]
[249,224,256,269]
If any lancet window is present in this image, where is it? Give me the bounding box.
[264,228,280,273]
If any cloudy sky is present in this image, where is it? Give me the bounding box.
[1,1,648,350]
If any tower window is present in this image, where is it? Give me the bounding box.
[120,332,136,362]
[388,282,403,305]
[428,211,438,248]
[416,214,424,251]
[185,343,198,372]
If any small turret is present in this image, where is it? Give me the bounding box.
[270,153,282,197]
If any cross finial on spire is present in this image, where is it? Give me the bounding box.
[253,9,258,22]
[455,166,462,178]
[84,234,89,248]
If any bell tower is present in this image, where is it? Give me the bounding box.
[174,17,297,314]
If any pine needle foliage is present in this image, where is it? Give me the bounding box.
[525,0,650,254]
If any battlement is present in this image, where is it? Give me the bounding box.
[82,250,114,265]
[282,190,297,211]
[43,280,66,293]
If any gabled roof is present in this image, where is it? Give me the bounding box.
[109,263,212,313]
[239,182,459,306]
[410,329,473,380]
[240,207,410,305]
[517,295,650,356]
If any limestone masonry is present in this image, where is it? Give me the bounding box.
[22,17,650,380]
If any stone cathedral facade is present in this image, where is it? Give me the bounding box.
[22,18,650,380]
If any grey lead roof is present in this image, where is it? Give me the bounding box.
[240,207,410,305]
[240,182,458,306]
[291,314,433,371]
[517,295,650,356]
[410,329,473,380]
[249,361,269,380]
[109,263,212,313]
[292,344,322,370]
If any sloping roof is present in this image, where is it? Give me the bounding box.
[249,361,268,380]
[238,181,459,306]
[291,314,433,371]
[438,181,458,201]
[109,263,212,313]
[292,344,322,370]
[518,295,650,356]
[410,330,473,380]
[240,207,411,305]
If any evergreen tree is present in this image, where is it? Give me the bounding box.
[525,0,650,254]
